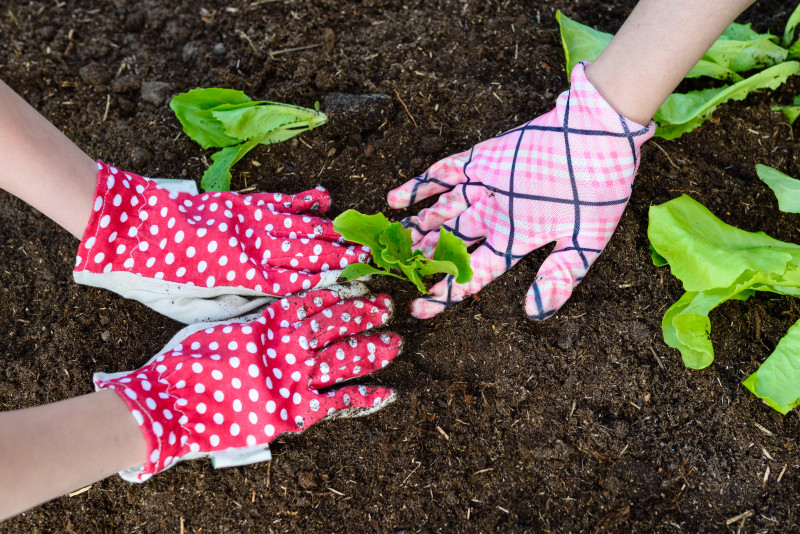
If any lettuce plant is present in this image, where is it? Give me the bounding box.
[333,210,473,293]
[170,88,327,192]
[649,194,800,414]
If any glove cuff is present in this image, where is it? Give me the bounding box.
[563,62,655,152]
[94,366,188,482]
[74,161,152,276]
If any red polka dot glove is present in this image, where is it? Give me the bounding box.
[387,62,654,320]
[94,289,401,482]
[74,162,370,323]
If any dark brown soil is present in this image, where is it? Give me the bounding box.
[2,0,800,532]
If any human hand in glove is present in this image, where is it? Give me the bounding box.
[74,162,371,323]
[94,289,401,482]
[387,62,653,320]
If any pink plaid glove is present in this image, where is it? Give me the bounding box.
[75,162,370,323]
[94,289,401,482]
[387,62,654,320]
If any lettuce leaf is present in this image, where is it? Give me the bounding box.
[210,103,327,142]
[785,3,800,50]
[771,95,800,124]
[647,194,800,291]
[742,319,800,414]
[170,88,327,191]
[555,11,612,78]
[650,195,800,413]
[170,88,252,149]
[654,61,800,140]
[756,164,800,213]
[334,210,473,293]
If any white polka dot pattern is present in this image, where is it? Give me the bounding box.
[76,162,371,311]
[94,290,401,481]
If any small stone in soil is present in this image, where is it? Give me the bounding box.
[112,75,140,94]
[140,81,172,105]
[131,146,153,168]
[79,62,112,87]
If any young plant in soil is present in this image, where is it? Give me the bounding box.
[648,174,800,414]
[332,210,473,292]
[170,88,327,192]
[558,2,800,139]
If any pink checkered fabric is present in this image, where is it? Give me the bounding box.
[387,62,654,320]
[95,290,401,481]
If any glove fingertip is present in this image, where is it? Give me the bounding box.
[409,297,446,320]
[302,186,331,214]
[387,187,413,209]
[525,279,571,321]
[321,385,396,420]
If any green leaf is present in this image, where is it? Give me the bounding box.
[201,134,266,192]
[396,262,428,293]
[648,195,800,291]
[432,229,473,284]
[701,29,787,76]
[756,164,800,213]
[743,319,800,414]
[210,103,327,142]
[774,105,800,124]
[378,224,414,267]
[650,245,668,267]
[170,88,253,149]
[771,95,800,124]
[791,39,800,60]
[662,287,754,369]
[654,61,800,139]
[686,24,786,81]
[416,257,459,278]
[555,11,613,76]
[650,195,800,412]
[332,210,393,270]
[784,3,800,48]
[171,88,328,191]
[339,262,402,282]
[332,211,474,293]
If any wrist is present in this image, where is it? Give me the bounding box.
[562,62,654,153]
[583,61,657,125]
[94,364,189,482]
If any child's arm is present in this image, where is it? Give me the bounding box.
[0,81,373,324]
[586,0,756,124]
[389,0,757,320]
[0,290,401,521]
[0,80,97,239]
[0,390,146,521]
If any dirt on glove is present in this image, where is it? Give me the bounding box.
[1,0,799,532]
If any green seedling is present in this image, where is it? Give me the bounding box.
[332,210,473,293]
[170,88,327,192]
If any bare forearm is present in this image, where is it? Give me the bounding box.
[0,390,146,521]
[0,79,97,239]
[585,0,757,124]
